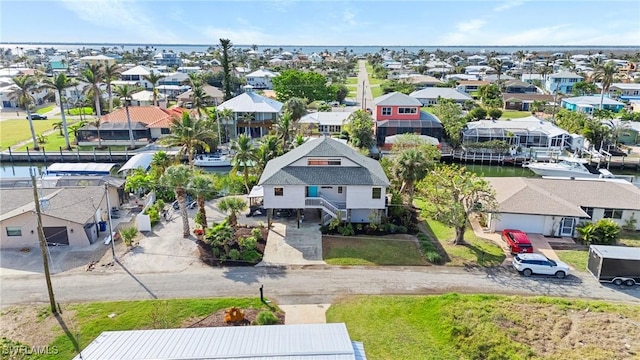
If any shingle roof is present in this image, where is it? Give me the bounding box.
[374,92,422,106]
[217,91,283,113]
[487,177,640,217]
[259,136,389,186]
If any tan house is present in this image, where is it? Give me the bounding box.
[1,186,119,248]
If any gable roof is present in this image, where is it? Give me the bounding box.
[549,71,583,79]
[487,177,640,217]
[299,112,353,126]
[131,90,165,102]
[258,136,389,186]
[217,91,283,113]
[121,65,154,76]
[562,96,625,106]
[177,85,223,101]
[409,88,472,101]
[246,69,279,78]
[374,92,422,106]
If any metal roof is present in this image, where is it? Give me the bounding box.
[119,153,155,173]
[46,163,118,176]
[590,245,640,261]
[374,92,422,106]
[73,323,366,360]
[217,91,283,113]
[299,112,353,126]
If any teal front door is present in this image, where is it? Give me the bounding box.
[306,186,318,197]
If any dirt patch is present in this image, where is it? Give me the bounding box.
[501,303,640,359]
[0,306,76,348]
[182,308,285,328]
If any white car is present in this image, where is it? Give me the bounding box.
[512,253,571,279]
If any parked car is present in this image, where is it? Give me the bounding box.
[501,229,533,254]
[172,196,196,210]
[28,114,47,120]
[512,253,571,279]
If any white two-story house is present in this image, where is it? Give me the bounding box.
[258,136,390,224]
[545,71,583,94]
[246,68,279,89]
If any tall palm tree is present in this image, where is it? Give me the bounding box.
[79,64,104,117]
[216,108,234,144]
[41,73,75,149]
[103,63,122,112]
[150,150,174,178]
[190,84,209,119]
[592,61,618,110]
[275,112,295,151]
[392,148,434,205]
[9,75,40,149]
[161,111,216,168]
[161,165,193,238]
[283,97,307,122]
[143,71,165,106]
[488,58,504,87]
[254,135,281,174]
[113,84,137,149]
[189,173,216,229]
[231,134,256,193]
[219,38,233,100]
[217,197,247,227]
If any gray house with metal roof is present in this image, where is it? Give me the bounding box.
[258,136,390,223]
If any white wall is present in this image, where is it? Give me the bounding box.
[591,209,640,230]
[1,212,91,249]
[262,185,306,209]
[350,209,378,223]
[345,186,386,209]
[317,186,346,206]
[491,213,546,234]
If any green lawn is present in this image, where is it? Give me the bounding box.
[68,107,93,116]
[323,236,427,266]
[499,110,532,119]
[421,107,437,114]
[345,77,358,85]
[370,85,383,98]
[347,89,357,98]
[326,294,640,360]
[36,104,56,114]
[0,119,63,148]
[556,250,589,271]
[2,298,274,360]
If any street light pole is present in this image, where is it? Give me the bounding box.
[30,170,57,314]
[361,80,365,110]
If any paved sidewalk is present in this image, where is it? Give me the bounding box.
[258,221,326,266]
[280,304,330,324]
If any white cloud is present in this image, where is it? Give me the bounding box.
[58,0,180,43]
[456,19,486,32]
[493,1,525,12]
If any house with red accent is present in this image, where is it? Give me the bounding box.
[76,106,187,146]
[373,92,443,146]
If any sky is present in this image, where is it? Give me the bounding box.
[1,0,639,46]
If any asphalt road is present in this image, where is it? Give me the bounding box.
[1,265,638,307]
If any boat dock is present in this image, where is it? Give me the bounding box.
[0,147,186,163]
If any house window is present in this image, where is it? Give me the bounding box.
[372,187,382,199]
[581,207,594,219]
[6,226,22,237]
[338,186,343,194]
[603,209,623,219]
[274,187,284,197]
[398,107,418,114]
[382,107,392,116]
[307,158,341,166]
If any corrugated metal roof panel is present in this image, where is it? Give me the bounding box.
[74,323,360,360]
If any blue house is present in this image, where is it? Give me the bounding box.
[545,71,583,94]
[561,96,625,114]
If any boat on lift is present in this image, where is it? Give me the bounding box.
[194,152,231,167]
[523,157,614,178]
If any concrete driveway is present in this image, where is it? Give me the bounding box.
[259,209,325,266]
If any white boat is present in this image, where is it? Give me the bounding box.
[194,153,231,167]
[523,157,614,178]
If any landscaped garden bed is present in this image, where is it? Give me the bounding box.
[197,221,269,266]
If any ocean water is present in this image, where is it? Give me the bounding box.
[1,43,638,55]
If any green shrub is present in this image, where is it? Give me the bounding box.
[338,223,355,236]
[145,206,160,225]
[119,227,138,247]
[397,225,408,234]
[488,108,503,119]
[194,211,205,227]
[228,249,240,260]
[387,223,398,234]
[239,236,257,250]
[212,247,220,258]
[418,232,444,265]
[577,219,621,245]
[254,311,279,325]
[242,249,261,263]
[251,227,262,240]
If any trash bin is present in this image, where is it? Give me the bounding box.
[98,221,107,232]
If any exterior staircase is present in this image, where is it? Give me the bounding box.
[304,196,347,225]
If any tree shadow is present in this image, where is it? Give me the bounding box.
[460,241,504,267]
[222,265,287,285]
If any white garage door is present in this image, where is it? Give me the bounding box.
[495,213,546,234]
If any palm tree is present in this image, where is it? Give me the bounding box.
[79,64,104,117]
[143,71,165,106]
[161,111,216,168]
[217,197,247,227]
[113,84,137,149]
[190,84,209,119]
[150,150,174,178]
[283,97,307,122]
[189,174,217,229]
[592,61,618,110]
[8,75,39,150]
[41,73,75,149]
[219,38,233,100]
[231,134,256,193]
[161,165,193,238]
[254,135,281,174]
[392,148,433,205]
[216,108,234,144]
[488,58,504,87]
[53,121,64,136]
[103,63,122,112]
[275,112,295,151]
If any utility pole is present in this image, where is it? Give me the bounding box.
[361,80,365,110]
[104,183,117,261]
[30,170,57,314]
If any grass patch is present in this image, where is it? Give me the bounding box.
[556,250,588,271]
[68,107,93,116]
[347,89,357,98]
[370,85,383,98]
[29,298,270,359]
[421,106,437,114]
[345,77,358,85]
[500,110,532,119]
[0,119,65,148]
[323,236,426,266]
[36,104,56,114]
[327,294,640,360]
